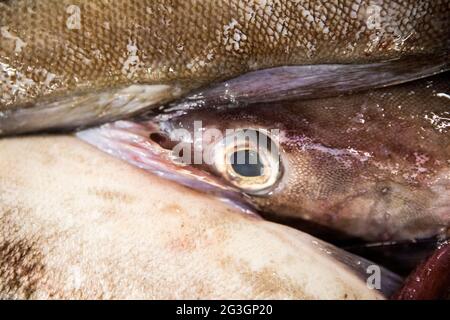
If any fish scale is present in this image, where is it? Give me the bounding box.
[1,0,449,111]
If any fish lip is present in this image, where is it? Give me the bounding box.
[76,120,259,216]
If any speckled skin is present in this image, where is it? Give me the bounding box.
[149,74,450,241]
[1,0,449,111]
[0,136,399,299]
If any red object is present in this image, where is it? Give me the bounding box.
[392,241,450,300]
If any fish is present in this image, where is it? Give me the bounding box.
[78,73,450,242]
[0,0,448,299]
[0,135,402,299]
[1,0,449,135]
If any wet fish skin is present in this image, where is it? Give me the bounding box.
[169,75,450,241]
[0,135,400,299]
[80,74,450,241]
[1,0,449,133]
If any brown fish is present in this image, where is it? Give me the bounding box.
[79,74,450,242]
[1,0,449,134]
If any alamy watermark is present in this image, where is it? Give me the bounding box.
[165,121,281,168]
[366,264,382,290]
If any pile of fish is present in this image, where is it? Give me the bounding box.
[0,0,449,299]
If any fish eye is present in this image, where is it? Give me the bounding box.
[212,129,281,195]
[230,149,264,177]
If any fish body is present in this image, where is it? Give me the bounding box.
[79,74,450,241]
[0,135,400,299]
[1,0,449,134]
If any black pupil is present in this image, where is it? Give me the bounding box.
[230,150,264,177]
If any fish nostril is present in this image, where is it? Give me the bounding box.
[149,132,177,150]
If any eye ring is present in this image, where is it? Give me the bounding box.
[212,129,281,195]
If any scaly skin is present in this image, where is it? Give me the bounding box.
[80,74,450,241]
[166,75,450,241]
[1,0,449,124]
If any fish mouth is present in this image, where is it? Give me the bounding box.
[77,120,258,216]
[77,119,346,230]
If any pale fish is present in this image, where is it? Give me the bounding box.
[0,135,401,299]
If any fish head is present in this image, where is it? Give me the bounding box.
[78,75,450,242]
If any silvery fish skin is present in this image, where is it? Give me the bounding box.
[1,0,449,134]
[0,136,401,299]
[79,74,450,242]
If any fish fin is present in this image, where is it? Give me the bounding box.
[157,54,449,117]
[0,84,181,136]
